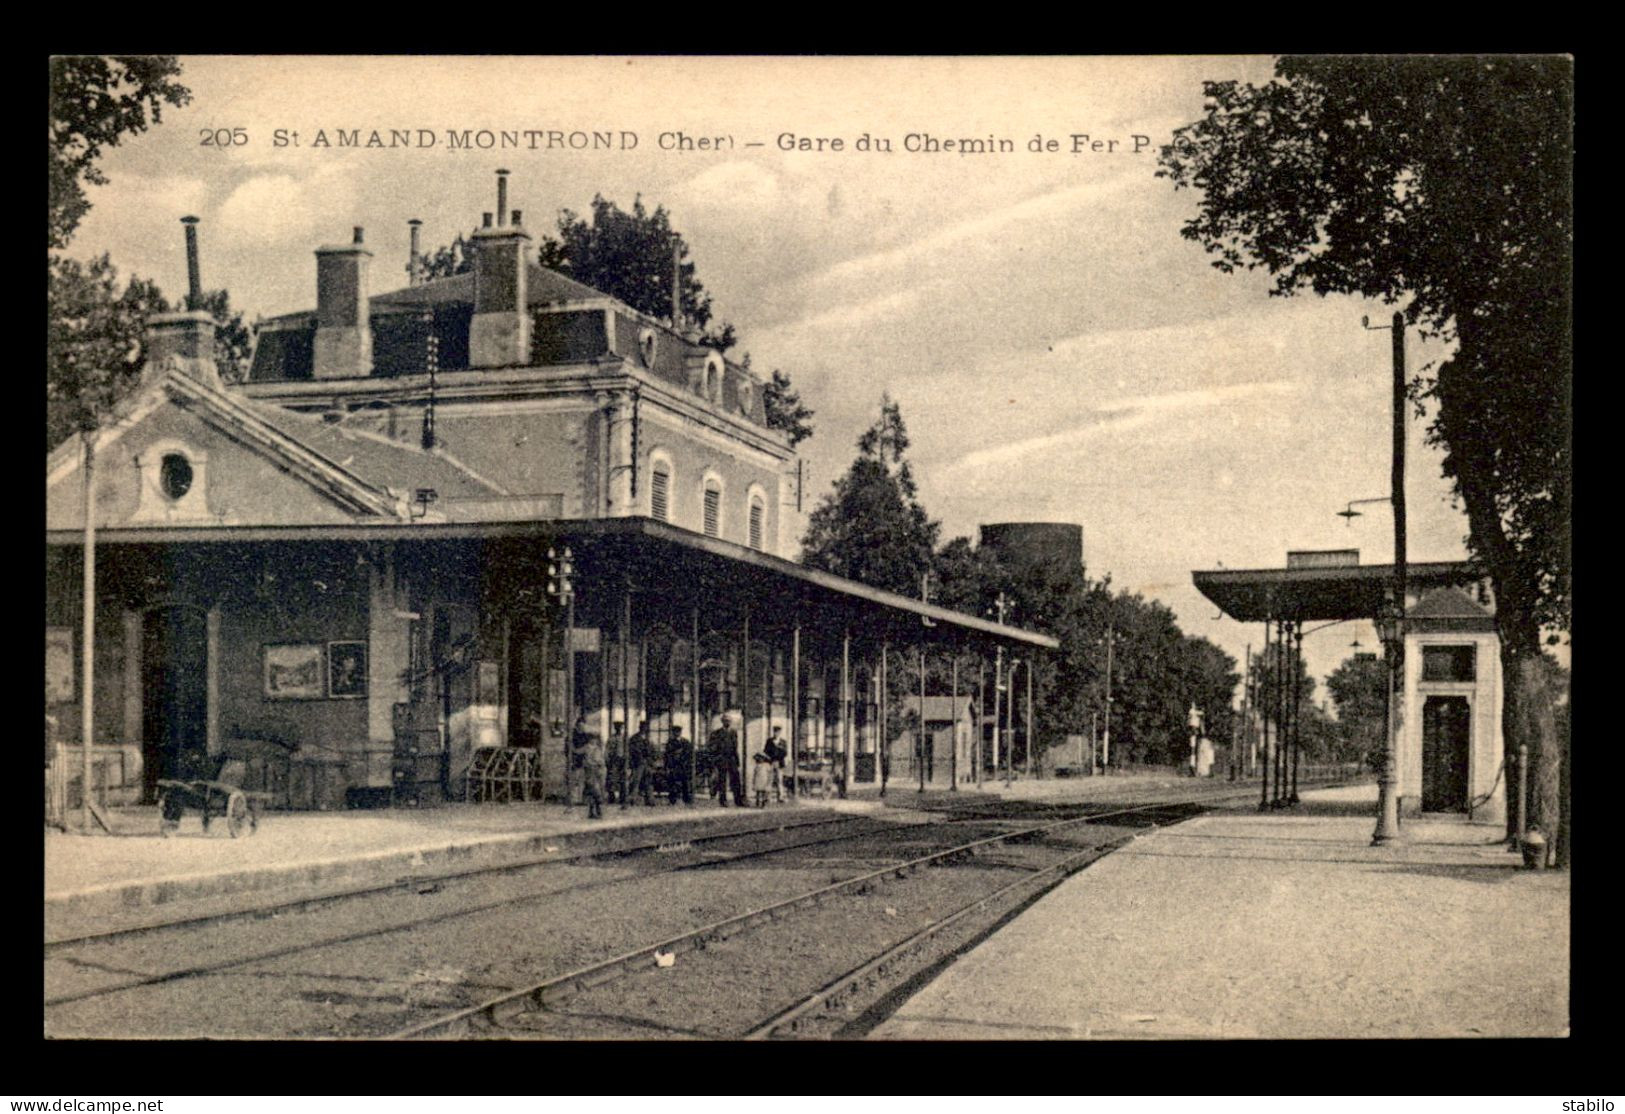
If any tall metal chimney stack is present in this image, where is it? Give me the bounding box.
[181,216,202,310]
[496,168,510,227]
[671,239,682,330]
[408,218,422,285]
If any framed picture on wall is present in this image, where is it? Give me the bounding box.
[264,643,323,699]
[328,641,368,699]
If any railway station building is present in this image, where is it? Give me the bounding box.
[1194,552,1505,820]
[45,173,1055,810]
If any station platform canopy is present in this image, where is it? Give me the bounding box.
[1193,558,1486,623]
[47,513,1058,652]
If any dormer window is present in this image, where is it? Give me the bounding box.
[738,379,753,416]
[638,328,657,368]
[704,352,724,403]
[160,453,194,500]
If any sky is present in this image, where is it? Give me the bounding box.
[63,55,1488,704]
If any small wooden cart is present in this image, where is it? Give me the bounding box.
[156,756,271,838]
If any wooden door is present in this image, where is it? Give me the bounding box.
[1421,695,1471,812]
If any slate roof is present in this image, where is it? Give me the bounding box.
[368,264,606,310]
[1193,561,1486,622]
[1407,586,1492,620]
[237,397,505,501]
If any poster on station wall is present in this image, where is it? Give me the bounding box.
[264,642,323,699]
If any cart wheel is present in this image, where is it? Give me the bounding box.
[225,791,249,838]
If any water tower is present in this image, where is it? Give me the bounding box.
[978,522,1085,583]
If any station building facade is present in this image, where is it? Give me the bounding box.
[46,174,1055,810]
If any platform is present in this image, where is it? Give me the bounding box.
[870,784,1569,1039]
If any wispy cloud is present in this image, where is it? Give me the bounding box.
[944,379,1299,474]
[756,284,932,342]
[805,176,1141,294]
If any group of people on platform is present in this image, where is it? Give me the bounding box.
[569,715,791,819]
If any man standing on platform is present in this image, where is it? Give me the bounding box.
[664,723,694,806]
[627,719,655,806]
[606,721,626,805]
[764,725,788,803]
[709,714,744,807]
[573,716,606,819]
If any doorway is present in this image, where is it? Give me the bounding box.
[141,605,209,803]
[1421,695,1471,812]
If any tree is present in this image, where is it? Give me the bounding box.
[48,254,254,449]
[49,56,191,249]
[416,233,473,282]
[762,368,816,446]
[551,195,737,352]
[1326,653,1388,770]
[1158,56,1572,852]
[423,195,738,351]
[801,395,939,596]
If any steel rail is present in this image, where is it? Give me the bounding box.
[44,811,881,951]
[385,798,1194,1040]
[744,828,1152,1039]
[44,815,927,1009]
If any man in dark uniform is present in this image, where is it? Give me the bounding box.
[664,724,693,806]
[606,721,626,805]
[627,719,655,806]
[708,714,744,807]
[764,725,788,803]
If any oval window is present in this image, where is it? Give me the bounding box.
[160,453,194,500]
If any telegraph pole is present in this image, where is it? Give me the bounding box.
[1368,311,1406,845]
[80,432,96,833]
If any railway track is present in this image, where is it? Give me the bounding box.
[43,812,955,1009]
[43,810,894,950]
[46,780,1350,1038]
[389,799,1203,1040]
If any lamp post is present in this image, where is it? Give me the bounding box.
[1363,309,1407,846]
[1100,623,1115,774]
[1372,602,1404,844]
[1187,702,1203,777]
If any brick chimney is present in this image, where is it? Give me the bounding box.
[314,226,372,378]
[145,217,220,387]
[470,169,531,368]
[146,311,220,388]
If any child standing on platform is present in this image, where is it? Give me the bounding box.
[751,752,773,809]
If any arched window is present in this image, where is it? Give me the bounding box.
[748,493,765,550]
[703,477,722,537]
[638,328,657,368]
[650,460,672,521]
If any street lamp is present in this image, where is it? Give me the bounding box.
[1098,624,1116,774]
[1371,600,1404,845]
[1337,496,1390,524]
